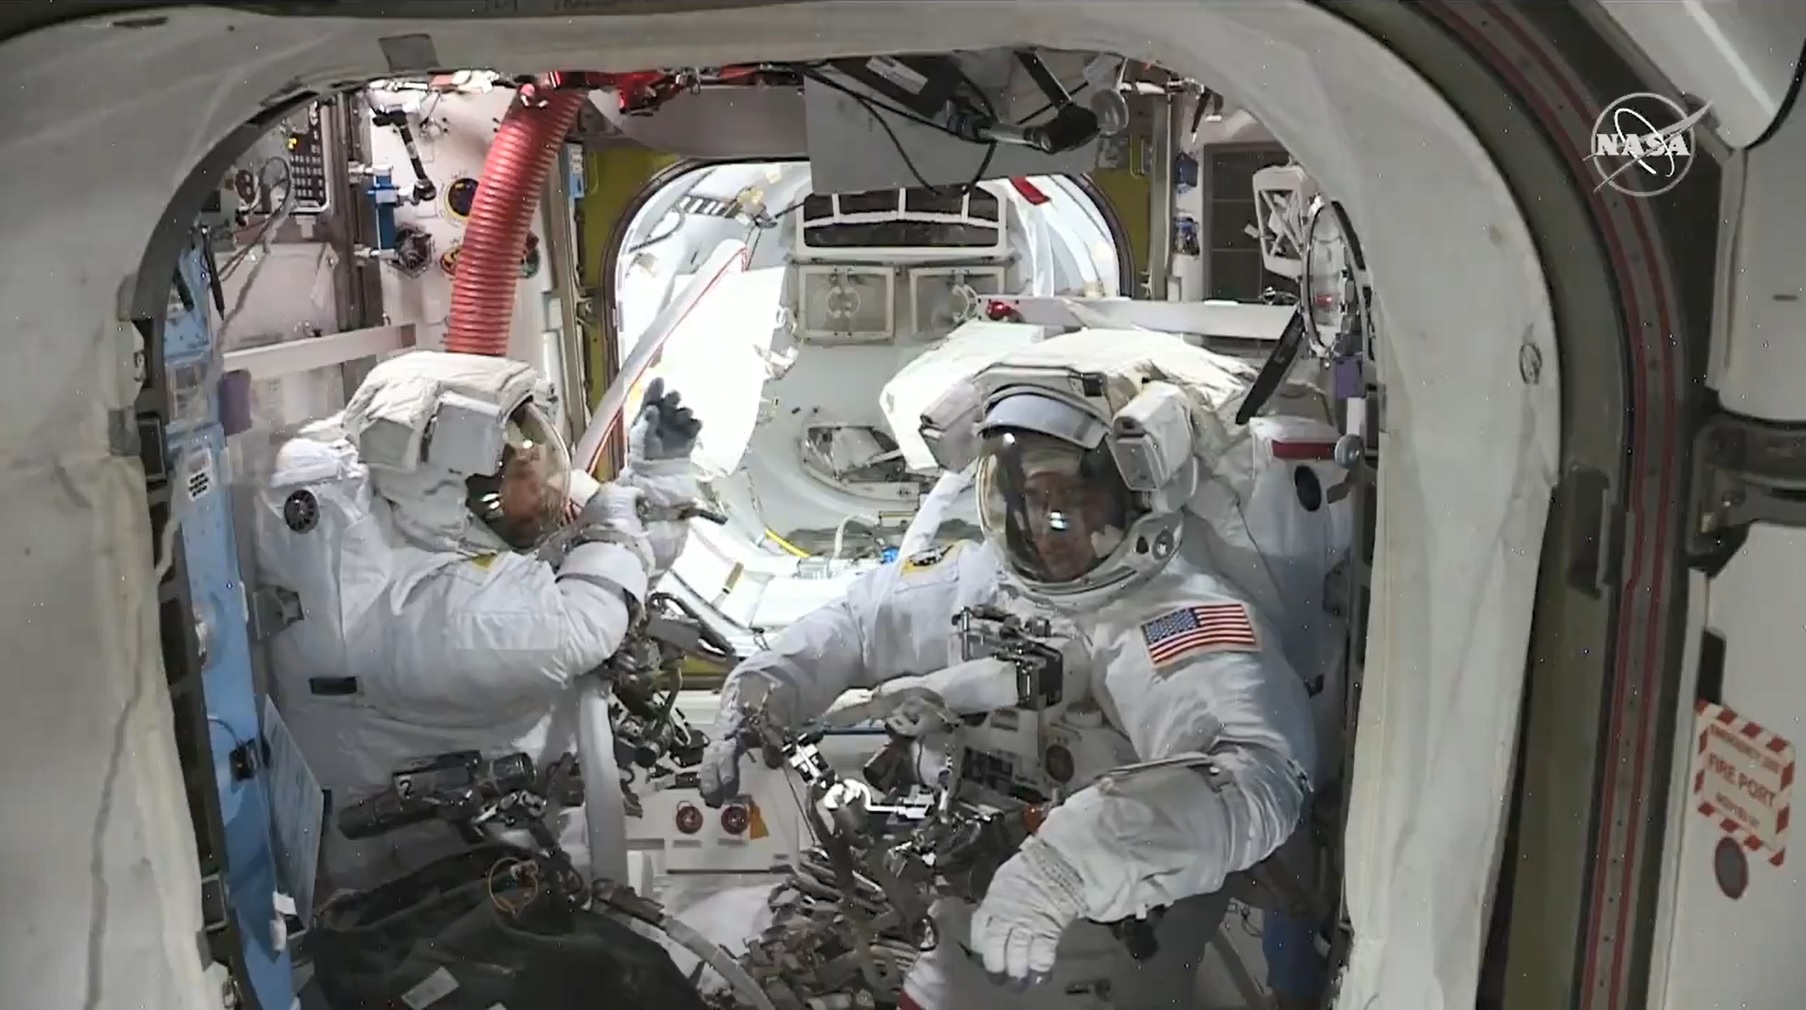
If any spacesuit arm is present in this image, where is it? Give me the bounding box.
[717,588,873,729]
[718,560,917,733]
[1034,601,1316,923]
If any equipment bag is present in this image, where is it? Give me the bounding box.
[310,844,709,1010]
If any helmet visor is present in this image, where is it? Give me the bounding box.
[465,401,573,550]
[976,429,1132,584]
[1306,203,1351,342]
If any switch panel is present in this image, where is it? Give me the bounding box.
[284,102,331,215]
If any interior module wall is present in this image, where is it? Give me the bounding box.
[216,242,346,442]
[366,86,558,364]
[207,88,563,444]
[208,103,347,441]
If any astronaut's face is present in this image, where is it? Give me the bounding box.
[1019,468,1121,582]
[495,444,558,544]
[464,401,573,551]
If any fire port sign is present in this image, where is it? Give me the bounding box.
[1692,700,1795,867]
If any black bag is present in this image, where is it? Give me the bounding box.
[310,844,710,1010]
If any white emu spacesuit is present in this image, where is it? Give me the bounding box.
[698,331,1346,1009]
[253,351,701,894]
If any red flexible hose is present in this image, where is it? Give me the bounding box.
[444,89,588,356]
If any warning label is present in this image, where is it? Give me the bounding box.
[1691,701,1795,866]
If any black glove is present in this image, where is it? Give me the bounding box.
[630,378,702,463]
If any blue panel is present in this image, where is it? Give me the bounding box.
[165,243,296,1010]
[163,246,215,368]
[564,144,585,200]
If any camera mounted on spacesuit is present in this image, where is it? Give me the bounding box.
[952,605,1068,710]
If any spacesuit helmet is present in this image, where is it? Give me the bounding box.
[973,390,1183,606]
[460,400,573,551]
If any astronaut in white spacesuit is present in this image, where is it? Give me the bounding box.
[697,334,1321,1010]
[253,351,701,895]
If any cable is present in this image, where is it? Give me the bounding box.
[764,529,811,559]
[943,62,1002,196]
[206,715,289,906]
[625,209,684,255]
[487,855,540,916]
[794,66,998,197]
[218,157,294,283]
[765,194,812,223]
[745,192,810,263]
[740,468,807,560]
[794,64,968,140]
[222,158,294,270]
[831,515,858,561]
[420,90,444,126]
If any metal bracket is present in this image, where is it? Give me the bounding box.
[249,585,304,642]
[199,872,231,934]
[228,737,269,782]
[1689,411,1806,574]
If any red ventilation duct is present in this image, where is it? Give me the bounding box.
[443,87,588,356]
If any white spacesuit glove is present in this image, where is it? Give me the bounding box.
[577,481,643,528]
[540,483,656,573]
[968,836,1088,987]
[697,714,748,809]
[700,677,779,808]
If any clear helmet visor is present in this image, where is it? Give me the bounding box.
[1305,202,1352,347]
[976,429,1133,585]
[464,400,573,550]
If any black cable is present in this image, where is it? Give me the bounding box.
[794,65,998,196]
[766,194,812,224]
[625,210,684,255]
[942,63,1001,196]
[219,157,293,282]
[794,64,967,139]
[745,195,798,262]
[744,190,818,262]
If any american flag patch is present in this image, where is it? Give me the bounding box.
[1141,603,1260,666]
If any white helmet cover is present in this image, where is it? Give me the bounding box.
[337,350,571,552]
